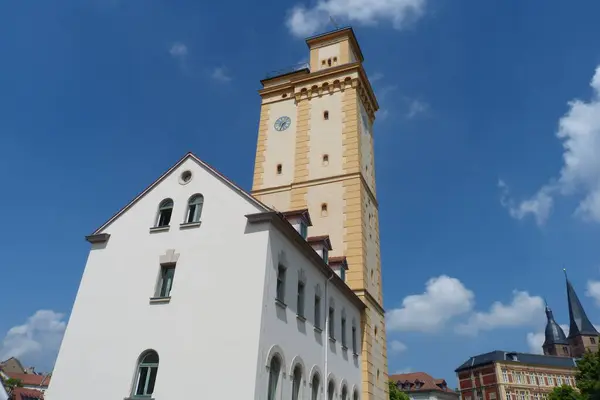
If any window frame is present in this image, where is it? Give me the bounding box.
[328,306,335,340]
[267,355,282,400]
[185,194,204,224]
[132,351,159,398]
[341,314,347,348]
[314,294,322,330]
[276,264,287,304]
[297,280,306,318]
[156,265,176,298]
[155,199,173,227]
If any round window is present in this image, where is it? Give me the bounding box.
[179,170,193,185]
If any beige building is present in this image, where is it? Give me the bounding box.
[456,351,578,400]
[251,27,387,399]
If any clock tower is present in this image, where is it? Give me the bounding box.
[251,27,388,400]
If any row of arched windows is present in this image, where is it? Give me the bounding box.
[267,351,359,400]
[155,195,204,228]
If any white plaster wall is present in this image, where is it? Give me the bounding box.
[308,92,344,181]
[47,157,270,400]
[263,98,298,188]
[305,182,345,257]
[254,226,363,400]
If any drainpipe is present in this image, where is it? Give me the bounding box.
[324,272,334,398]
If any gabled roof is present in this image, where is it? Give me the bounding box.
[389,372,455,393]
[455,350,578,372]
[11,387,44,400]
[4,373,50,387]
[306,235,333,250]
[91,152,271,235]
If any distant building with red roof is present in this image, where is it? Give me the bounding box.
[390,372,459,400]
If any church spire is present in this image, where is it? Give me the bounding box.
[565,269,598,338]
[543,303,568,352]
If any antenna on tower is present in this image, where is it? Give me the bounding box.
[329,16,340,29]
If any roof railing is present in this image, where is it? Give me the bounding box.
[264,62,310,79]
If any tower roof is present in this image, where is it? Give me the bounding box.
[543,304,568,346]
[565,270,598,338]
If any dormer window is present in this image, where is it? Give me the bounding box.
[281,209,312,239]
[329,256,348,281]
[300,221,308,239]
[307,236,333,264]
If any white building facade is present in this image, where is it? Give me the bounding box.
[46,153,363,400]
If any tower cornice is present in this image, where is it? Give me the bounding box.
[259,62,379,120]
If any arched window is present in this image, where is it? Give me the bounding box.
[186,194,204,223]
[311,374,320,400]
[341,385,348,400]
[134,350,159,397]
[292,364,302,400]
[156,199,173,227]
[267,355,282,400]
[328,379,335,400]
[353,389,360,400]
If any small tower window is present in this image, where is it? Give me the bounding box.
[322,154,329,166]
[333,56,338,63]
[322,60,326,66]
[591,337,597,344]
[277,164,282,174]
[324,110,329,120]
[327,58,332,67]
[321,203,328,217]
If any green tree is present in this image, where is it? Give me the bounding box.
[576,350,600,400]
[548,385,584,400]
[389,380,410,400]
[3,378,23,390]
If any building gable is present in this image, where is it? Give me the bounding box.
[92,153,270,236]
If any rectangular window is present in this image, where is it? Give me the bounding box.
[297,281,305,317]
[300,222,308,239]
[276,264,286,303]
[548,376,554,386]
[314,295,322,329]
[502,370,508,383]
[328,307,335,339]
[489,393,496,400]
[323,249,329,264]
[591,337,596,344]
[157,265,175,297]
[341,316,347,347]
[506,393,512,400]
[352,325,357,354]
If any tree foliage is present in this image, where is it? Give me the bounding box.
[576,350,600,400]
[389,381,410,400]
[548,385,584,400]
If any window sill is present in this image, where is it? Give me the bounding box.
[296,314,306,322]
[353,352,359,358]
[124,397,154,400]
[149,296,171,304]
[329,337,336,343]
[275,299,287,309]
[149,226,170,233]
[342,345,348,351]
[314,326,323,333]
[180,221,201,229]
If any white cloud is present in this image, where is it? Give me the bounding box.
[586,280,600,306]
[386,275,474,333]
[389,340,407,354]
[499,180,554,226]
[406,99,429,119]
[392,367,413,374]
[370,72,384,83]
[0,310,67,369]
[211,67,232,83]
[286,0,426,37]
[501,66,600,224]
[169,42,188,58]
[455,291,544,336]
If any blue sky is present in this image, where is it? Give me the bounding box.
[1,0,600,384]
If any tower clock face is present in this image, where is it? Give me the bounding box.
[274,116,292,131]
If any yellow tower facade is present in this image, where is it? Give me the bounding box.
[251,27,388,400]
